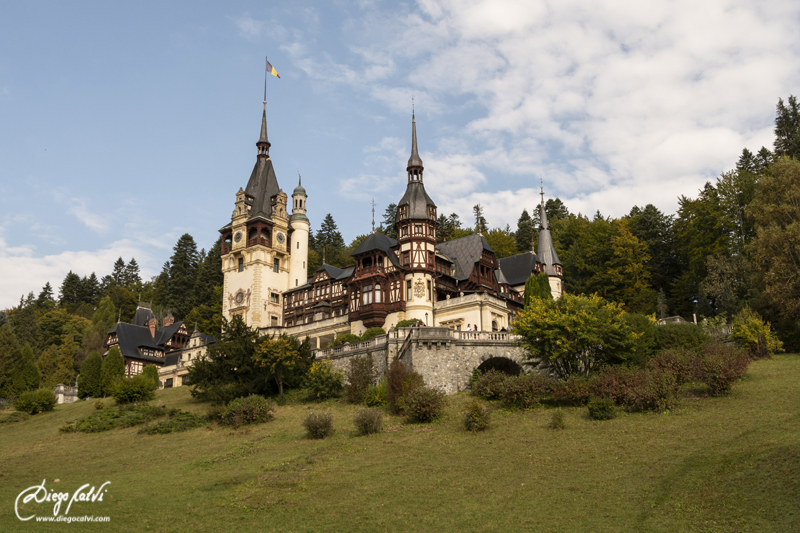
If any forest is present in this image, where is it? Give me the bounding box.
[1,94,798,397]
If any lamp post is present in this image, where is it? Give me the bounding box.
[425,312,428,326]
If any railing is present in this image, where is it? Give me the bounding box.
[355,265,385,277]
[457,331,520,342]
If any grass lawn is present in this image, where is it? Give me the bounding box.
[1,354,799,532]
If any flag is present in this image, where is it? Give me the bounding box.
[266,60,280,78]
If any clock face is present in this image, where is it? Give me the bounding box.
[276,232,286,244]
[234,231,242,243]
[235,292,244,304]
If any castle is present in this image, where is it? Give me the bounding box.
[219,103,564,351]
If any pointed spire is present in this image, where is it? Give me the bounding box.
[539,179,549,231]
[257,58,271,158]
[407,97,424,181]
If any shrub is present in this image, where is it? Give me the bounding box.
[550,375,592,406]
[394,319,423,330]
[1,411,30,424]
[142,364,160,388]
[364,378,387,407]
[353,408,383,436]
[386,359,424,414]
[472,369,507,401]
[404,386,446,423]
[60,404,166,433]
[622,312,659,366]
[468,368,483,389]
[205,405,225,422]
[304,360,344,400]
[501,373,551,409]
[94,400,105,410]
[732,307,783,358]
[220,395,275,428]
[549,409,565,430]
[587,398,616,420]
[111,375,157,404]
[648,349,699,385]
[139,410,206,434]
[696,343,750,395]
[591,367,678,412]
[303,411,334,439]
[462,402,491,432]
[14,388,57,414]
[653,323,710,353]
[330,333,362,347]
[345,355,376,404]
[360,327,386,341]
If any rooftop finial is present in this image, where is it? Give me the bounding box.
[371,198,376,234]
[406,96,424,177]
[298,171,302,187]
[263,56,268,110]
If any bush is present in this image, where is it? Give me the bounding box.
[648,349,699,385]
[139,410,206,435]
[353,408,383,436]
[394,319,424,330]
[330,333,362,347]
[550,376,592,406]
[345,355,376,404]
[0,411,30,424]
[94,400,105,410]
[220,395,275,428]
[472,369,507,401]
[653,323,710,353]
[403,386,446,423]
[549,409,566,430]
[622,313,659,366]
[304,360,344,400]
[205,405,225,422]
[111,375,157,404]
[501,373,551,409]
[303,411,334,439]
[386,359,424,414]
[587,398,616,420]
[360,327,386,341]
[462,402,491,432]
[142,364,160,388]
[591,367,678,412]
[60,404,166,433]
[364,378,387,407]
[697,343,750,395]
[14,388,57,414]
[732,307,783,358]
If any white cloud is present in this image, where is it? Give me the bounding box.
[230,13,265,40]
[68,198,108,233]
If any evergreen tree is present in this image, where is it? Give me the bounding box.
[0,311,7,328]
[83,273,101,307]
[627,204,678,297]
[13,344,41,394]
[315,214,347,267]
[77,351,103,399]
[193,238,223,309]
[485,226,518,259]
[380,203,398,239]
[101,347,125,396]
[8,295,39,356]
[124,258,142,287]
[142,364,160,389]
[52,334,77,387]
[58,271,83,310]
[737,148,759,174]
[437,213,462,243]
[473,204,488,234]
[515,209,534,253]
[37,344,60,389]
[523,273,552,308]
[166,233,200,318]
[545,198,570,221]
[0,324,22,397]
[111,257,126,286]
[774,95,800,160]
[152,261,170,306]
[35,282,56,311]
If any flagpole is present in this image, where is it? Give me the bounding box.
[264,56,268,111]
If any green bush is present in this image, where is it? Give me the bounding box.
[330,333,362,347]
[364,378,387,407]
[303,411,334,439]
[0,411,30,424]
[404,386,446,423]
[345,355,376,404]
[360,327,386,341]
[304,360,344,400]
[111,375,156,404]
[60,404,166,433]
[472,369,507,401]
[139,410,206,435]
[587,398,616,420]
[205,405,225,422]
[653,323,710,353]
[394,319,423,330]
[462,402,491,432]
[220,395,275,428]
[142,364,160,388]
[468,368,483,389]
[622,313,659,366]
[94,400,105,410]
[14,388,56,414]
[501,373,551,409]
[550,376,592,406]
[732,307,783,358]
[549,409,566,430]
[386,359,424,414]
[590,367,678,412]
[696,343,750,395]
[353,408,383,436]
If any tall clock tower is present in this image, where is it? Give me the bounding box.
[220,104,297,329]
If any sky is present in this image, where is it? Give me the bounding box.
[1,0,799,309]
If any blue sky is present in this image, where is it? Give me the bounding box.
[1,0,799,308]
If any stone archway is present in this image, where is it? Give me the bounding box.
[477,356,523,376]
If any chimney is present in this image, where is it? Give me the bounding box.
[148,318,157,338]
[164,315,174,327]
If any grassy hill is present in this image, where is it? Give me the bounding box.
[1,354,799,532]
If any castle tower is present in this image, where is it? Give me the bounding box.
[219,103,291,329]
[537,186,564,298]
[289,175,309,289]
[395,109,437,324]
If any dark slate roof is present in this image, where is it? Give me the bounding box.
[110,323,165,363]
[495,268,510,285]
[155,321,184,345]
[352,232,397,256]
[537,200,562,273]
[397,182,436,220]
[316,264,344,279]
[132,306,155,326]
[497,252,540,286]
[244,157,281,221]
[407,113,423,170]
[164,353,180,366]
[435,234,494,281]
[335,266,355,280]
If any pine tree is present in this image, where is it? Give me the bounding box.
[515,209,534,253]
[101,347,125,396]
[13,344,41,394]
[83,273,101,307]
[193,238,223,309]
[52,334,77,387]
[774,95,800,160]
[78,351,103,399]
[142,364,160,389]
[37,344,61,389]
[380,203,398,239]
[8,296,39,356]
[35,282,56,311]
[111,257,126,286]
[0,324,22,396]
[124,258,142,287]
[166,234,200,318]
[473,204,488,234]
[153,261,170,306]
[316,214,346,267]
[58,271,83,310]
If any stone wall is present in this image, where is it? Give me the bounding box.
[54,384,78,404]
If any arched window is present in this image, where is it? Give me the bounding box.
[374,283,382,303]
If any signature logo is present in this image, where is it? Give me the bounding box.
[15,479,111,521]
